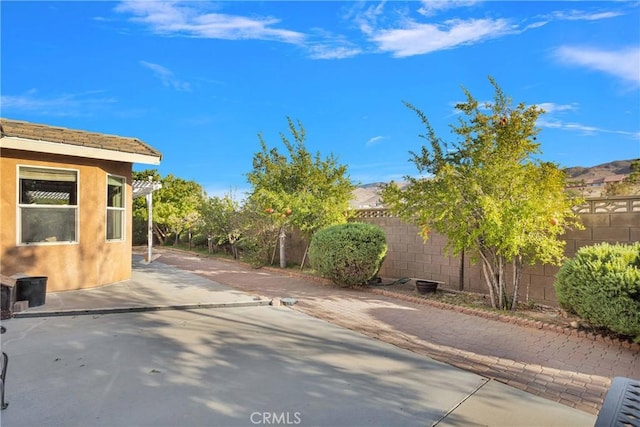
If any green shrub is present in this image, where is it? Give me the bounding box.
[236,232,274,267]
[554,242,640,341]
[132,216,148,245]
[190,233,208,247]
[309,222,387,287]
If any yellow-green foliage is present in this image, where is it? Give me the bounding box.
[381,77,583,310]
[309,223,387,287]
[555,242,640,341]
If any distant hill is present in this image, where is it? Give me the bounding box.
[351,159,638,208]
[351,183,388,208]
[564,159,634,181]
[564,159,638,197]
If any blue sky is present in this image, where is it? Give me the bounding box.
[2,1,639,198]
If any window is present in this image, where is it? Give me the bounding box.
[107,175,125,241]
[18,166,78,244]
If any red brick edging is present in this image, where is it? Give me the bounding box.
[260,263,640,353]
[368,288,640,352]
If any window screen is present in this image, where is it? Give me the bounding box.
[19,166,78,244]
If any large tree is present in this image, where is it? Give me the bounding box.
[133,170,205,245]
[199,193,242,258]
[246,117,355,267]
[382,77,583,310]
[132,169,162,244]
[156,175,205,245]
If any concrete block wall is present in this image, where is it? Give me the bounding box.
[353,196,640,306]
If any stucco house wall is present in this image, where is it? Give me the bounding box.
[0,119,161,292]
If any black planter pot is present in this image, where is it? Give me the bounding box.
[415,280,439,294]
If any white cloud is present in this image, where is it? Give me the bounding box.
[537,100,638,139]
[0,90,117,117]
[536,102,579,114]
[307,45,362,60]
[115,1,634,65]
[371,18,513,57]
[551,10,623,21]
[417,0,479,17]
[366,135,386,146]
[538,117,640,139]
[351,1,515,57]
[553,46,640,87]
[115,1,305,44]
[537,117,563,129]
[352,1,631,59]
[140,61,191,91]
[563,122,600,135]
[523,20,549,31]
[523,7,623,32]
[306,31,363,59]
[116,1,369,60]
[349,1,387,35]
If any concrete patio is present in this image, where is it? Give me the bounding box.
[0,256,597,426]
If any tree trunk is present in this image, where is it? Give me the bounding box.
[153,223,165,245]
[279,227,286,268]
[459,249,465,291]
[300,245,309,271]
[499,255,508,310]
[271,235,279,266]
[480,261,496,309]
[479,247,513,310]
[510,256,523,311]
[479,247,498,309]
[228,233,239,260]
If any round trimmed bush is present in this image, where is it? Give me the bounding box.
[309,222,387,287]
[554,242,640,341]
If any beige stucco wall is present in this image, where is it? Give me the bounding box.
[1,148,133,292]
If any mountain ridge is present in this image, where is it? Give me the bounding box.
[564,159,633,181]
[351,159,637,208]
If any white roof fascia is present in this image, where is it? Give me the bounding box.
[0,135,161,165]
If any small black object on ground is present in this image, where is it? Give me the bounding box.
[415,280,440,294]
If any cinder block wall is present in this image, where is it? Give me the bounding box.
[353,196,640,306]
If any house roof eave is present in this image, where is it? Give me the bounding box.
[0,135,161,165]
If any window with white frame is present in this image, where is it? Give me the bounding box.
[18,166,78,244]
[107,175,125,241]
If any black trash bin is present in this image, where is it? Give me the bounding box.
[15,276,47,307]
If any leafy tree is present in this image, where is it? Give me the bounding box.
[200,193,242,258]
[133,171,205,245]
[132,169,162,245]
[246,117,355,268]
[631,159,640,182]
[157,175,205,245]
[382,77,583,310]
[234,197,281,266]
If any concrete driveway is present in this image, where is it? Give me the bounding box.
[0,259,596,427]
